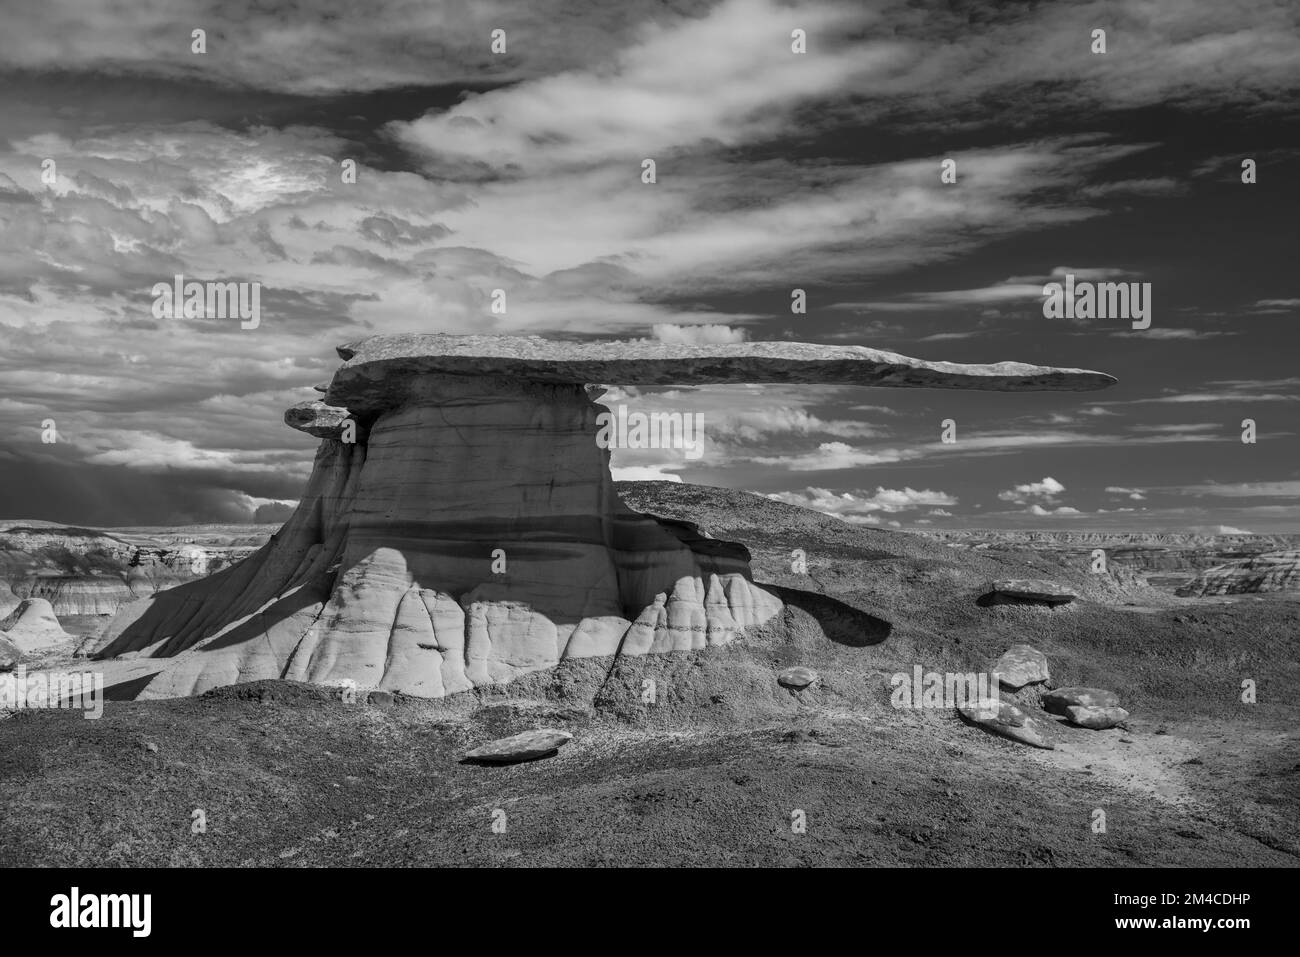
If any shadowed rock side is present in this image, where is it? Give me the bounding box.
[97,375,781,699]
[96,334,1115,701]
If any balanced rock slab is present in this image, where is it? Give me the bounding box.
[95,333,1113,701]
[993,643,1050,689]
[778,666,819,689]
[985,579,1077,606]
[958,699,1054,750]
[1065,705,1129,730]
[1042,687,1121,715]
[463,729,573,764]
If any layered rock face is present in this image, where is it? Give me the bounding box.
[1176,550,1300,597]
[98,373,780,698]
[0,523,261,620]
[97,334,1114,700]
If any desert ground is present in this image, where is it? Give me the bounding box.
[1,482,1296,867]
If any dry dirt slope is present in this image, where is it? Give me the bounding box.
[0,482,1296,867]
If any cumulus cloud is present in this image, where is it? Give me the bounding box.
[1105,486,1147,500]
[998,477,1066,504]
[766,486,957,523]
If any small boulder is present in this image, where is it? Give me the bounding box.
[958,698,1054,750]
[778,666,819,689]
[993,643,1050,689]
[1042,687,1121,715]
[985,579,1077,606]
[463,729,573,764]
[283,400,356,439]
[1065,705,1129,730]
[367,690,395,707]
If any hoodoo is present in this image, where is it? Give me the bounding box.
[95,334,1115,699]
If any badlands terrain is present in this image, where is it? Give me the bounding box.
[1,482,1296,867]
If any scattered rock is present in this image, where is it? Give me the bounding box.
[1042,686,1121,715]
[367,690,395,707]
[984,579,1077,606]
[958,698,1054,749]
[1065,705,1129,730]
[463,729,573,764]
[993,643,1050,689]
[141,742,158,753]
[777,666,818,689]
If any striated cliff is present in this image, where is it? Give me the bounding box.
[1176,550,1300,597]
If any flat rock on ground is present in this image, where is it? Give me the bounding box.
[463,729,573,764]
[1066,705,1130,730]
[1042,687,1122,715]
[958,698,1054,750]
[986,579,1078,606]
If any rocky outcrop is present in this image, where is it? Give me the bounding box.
[0,598,73,652]
[97,334,1114,700]
[1176,550,1300,597]
[0,524,262,619]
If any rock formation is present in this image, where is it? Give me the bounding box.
[1175,550,1300,597]
[0,523,262,620]
[95,334,1114,700]
[0,598,73,653]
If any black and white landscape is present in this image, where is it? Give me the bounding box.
[0,0,1297,875]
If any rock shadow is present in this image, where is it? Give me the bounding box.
[765,583,891,647]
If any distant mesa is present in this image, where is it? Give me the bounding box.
[1176,550,1300,597]
[92,334,1115,700]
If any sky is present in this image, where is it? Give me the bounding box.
[0,0,1298,532]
